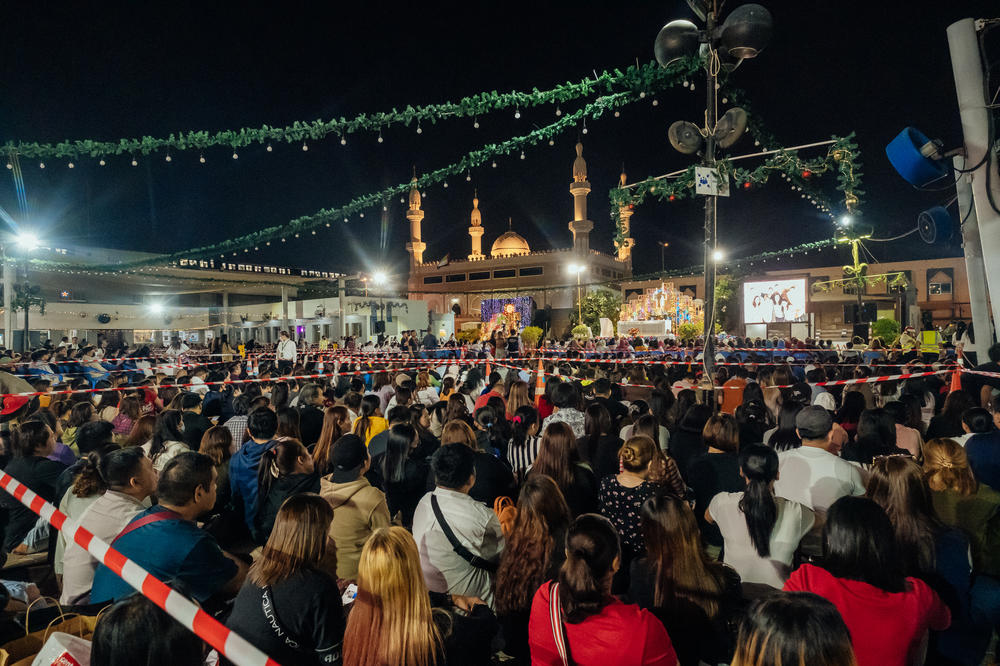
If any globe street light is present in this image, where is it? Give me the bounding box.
[568,263,586,324]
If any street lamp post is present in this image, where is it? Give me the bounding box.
[654,2,772,378]
[568,263,585,324]
[660,241,669,273]
[372,271,388,340]
[7,232,40,352]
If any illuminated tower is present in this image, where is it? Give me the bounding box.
[568,142,594,254]
[468,190,484,260]
[405,174,426,266]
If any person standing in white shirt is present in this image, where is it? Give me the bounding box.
[412,443,504,608]
[275,330,297,375]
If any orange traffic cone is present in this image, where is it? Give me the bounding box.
[535,357,545,407]
[485,362,492,377]
[950,367,963,394]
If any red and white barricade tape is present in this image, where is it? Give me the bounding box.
[0,471,280,666]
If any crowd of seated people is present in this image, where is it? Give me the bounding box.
[0,333,999,665]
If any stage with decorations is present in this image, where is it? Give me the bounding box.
[617,281,704,337]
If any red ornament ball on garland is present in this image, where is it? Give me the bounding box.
[743,181,752,189]
[668,195,676,201]
[802,170,812,178]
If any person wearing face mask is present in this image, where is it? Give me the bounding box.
[60,448,158,605]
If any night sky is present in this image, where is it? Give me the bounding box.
[1,1,997,281]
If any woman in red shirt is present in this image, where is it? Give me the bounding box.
[784,496,951,666]
[528,513,677,665]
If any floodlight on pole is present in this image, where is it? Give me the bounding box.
[712,248,725,262]
[372,271,388,286]
[149,303,164,315]
[15,232,39,252]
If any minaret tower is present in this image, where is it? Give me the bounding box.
[569,141,594,254]
[616,167,635,264]
[405,172,426,266]
[468,190,485,260]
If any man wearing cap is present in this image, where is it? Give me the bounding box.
[773,406,865,519]
[319,434,390,579]
[412,444,504,609]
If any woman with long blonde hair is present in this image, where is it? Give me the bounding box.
[227,493,343,666]
[343,526,498,666]
[505,380,531,419]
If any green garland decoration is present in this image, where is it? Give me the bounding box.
[608,134,863,250]
[723,86,865,214]
[3,59,701,161]
[26,63,700,274]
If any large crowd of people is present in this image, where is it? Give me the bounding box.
[0,329,999,665]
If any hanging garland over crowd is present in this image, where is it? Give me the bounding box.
[2,59,701,163]
[25,87,684,273]
[607,134,862,250]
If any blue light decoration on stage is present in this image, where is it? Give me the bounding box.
[480,297,533,339]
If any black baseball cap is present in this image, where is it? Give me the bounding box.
[795,405,833,440]
[330,434,368,483]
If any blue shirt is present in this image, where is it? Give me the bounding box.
[91,506,237,604]
[966,431,1000,491]
[229,439,279,531]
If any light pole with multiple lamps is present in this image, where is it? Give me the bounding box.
[567,263,586,325]
[654,1,772,377]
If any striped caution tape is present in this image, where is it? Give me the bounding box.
[0,471,280,666]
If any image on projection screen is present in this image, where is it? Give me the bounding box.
[743,279,808,323]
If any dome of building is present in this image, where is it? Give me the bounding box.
[491,230,531,257]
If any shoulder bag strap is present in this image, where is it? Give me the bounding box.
[549,581,574,666]
[430,494,497,573]
[112,509,183,544]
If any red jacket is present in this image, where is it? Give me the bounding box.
[528,582,677,665]
[784,564,950,666]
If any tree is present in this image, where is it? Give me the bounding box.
[520,326,543,349]
[871,318,900,346]
[570,290,623,337]
[714,275,740,333]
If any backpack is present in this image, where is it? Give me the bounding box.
[492,496,517,537]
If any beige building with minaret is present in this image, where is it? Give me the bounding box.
[405,174,426,267]
[406,143,632,334]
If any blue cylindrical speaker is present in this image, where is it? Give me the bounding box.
[885,127,949,188]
